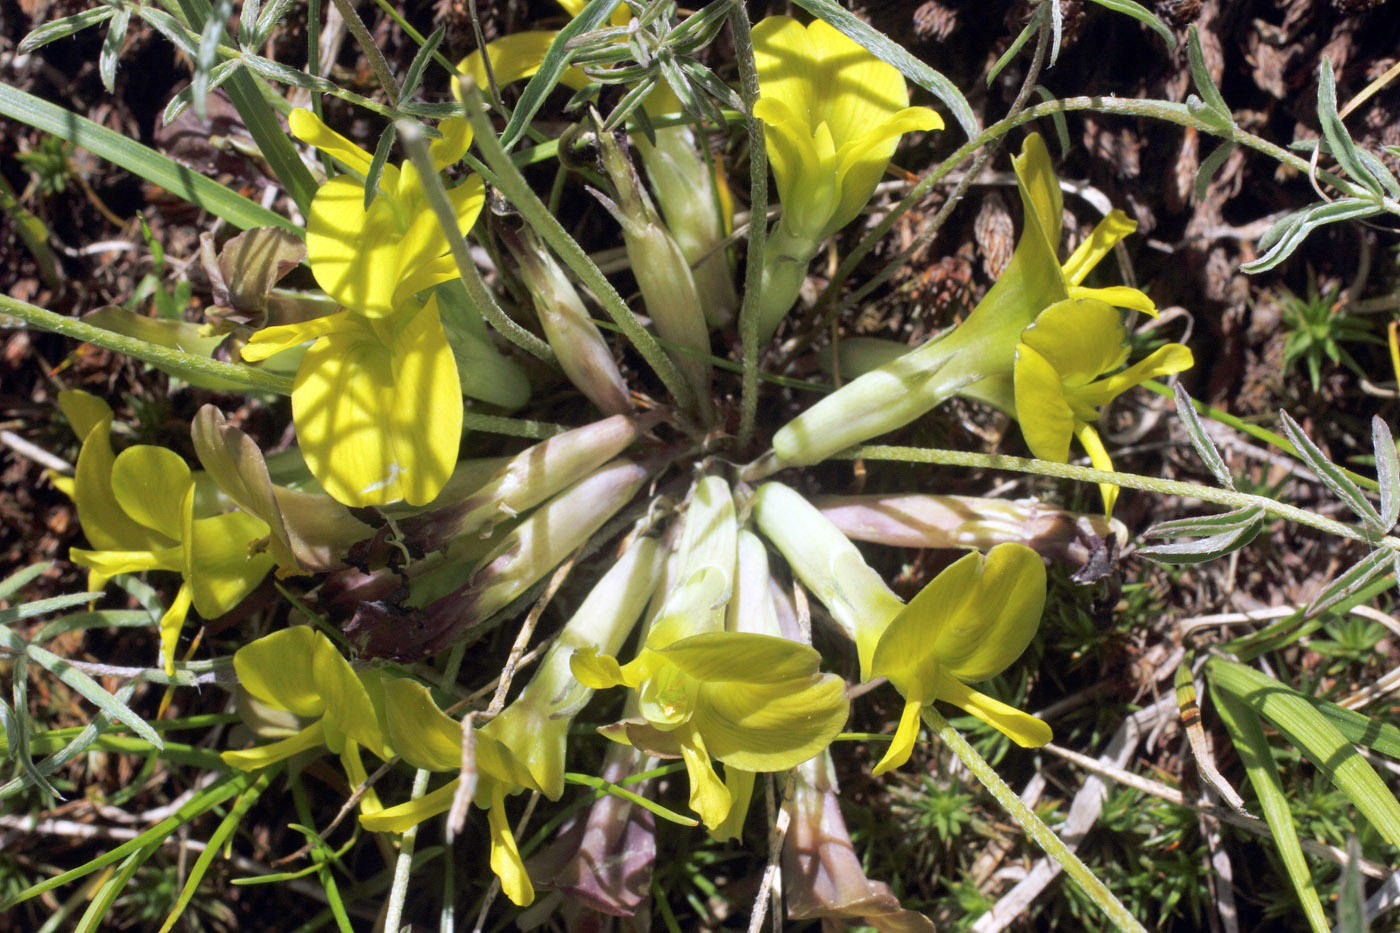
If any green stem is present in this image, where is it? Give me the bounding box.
[384,768,432,931]
[461,411,567,439]
[924,706,1148,933]
[728,0,768,452]
[0,294,293,395]
[1139,378,1379,492]
[843,444,1382,546]
[398,120,556,363]
[457,81,696,412]
[820,96,1391,320]
[327,0,399,107]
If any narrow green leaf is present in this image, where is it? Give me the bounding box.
[1212,686,1329,933]
[1307,696,1400,760]
[1373,416,1399,531]
[1336,836,1366,933]
[132,5,197,56]
[1212,658,1400,850]
[98,7,130,94]
[193,0,236,120]
[32,610,154,644]
[0,563,51,603]
[499,0,624,149]
[0,293,294,395]
[1194,140,1236,201]
[158,769,274,933]
[238,0,262,45]
[0,684,139,801]
[988,12,1039,87]
[1318,58,1382,198]
[791,0,978,139]
[0,84,297,233]
[1356,148,1400,199]
[365,123,395,211]
[0,591,102,627]
[1144,505,1263,538]
[163,58,242,127]
[1242,199,1383,274]
[19,6,116,53]
[1279,410,1384,529]
[25,644,163,749]
[564,771,700,826]
[240,52,342,95]
[0,770,254,910]
[251,0,297,49]
[400,24,445,102]
[74,842,160,933]
[174,0,318,214]
[1136,520,1262,564]
[0,693,61,799]
[1085,0,1175,49]
[1186,25,1230,125]
[1174,383,1234,490]
[1306,548,1392,620]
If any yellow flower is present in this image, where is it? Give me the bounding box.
[767,132,1160,472]
[751,16,943,244]
[56,391,274,674]
[1014,298,1194,515]
[572,632,849,829]
[241,294,463,508]
[288,109,483,318]
[221,627,391,813]
[360,677,538,907]
[870,544,1050,775]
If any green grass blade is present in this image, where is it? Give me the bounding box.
[18,6,115,52]
[0,590,102,627]
[0,769,254,909]
[0,83,298,234]
[1211,657,1400,848]
[158,768,276,932]
[73,841,161,933]
[1213,686,1328,933]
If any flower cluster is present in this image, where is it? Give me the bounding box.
[47,9,1198,929]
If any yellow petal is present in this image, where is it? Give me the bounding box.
[1069,284,1158,317]
[108,446,191,540]
[709,766,755,842]
[233,626,330,718]
[692,672,848,772]
[1075,421,1120,519]
[454,32,593,97]
[1013,343,1075,463]
[1020,299,1128,386]
[68,545,184,578]
[184,507,275,620]
[829,105,942,235]
[429,117,473,171]
[288,108,373,176]
[221,720,326,771]
[380,677,461,772]
[487,784,535,906]
[872,550,981,680]
[936,543,1046,683]
[569,645,629,689]
[158,581,193,675]
[1061,210,1136,286]
[359,778,459,833]
[385,296,463,506]
[305,176,405,317]
[310,637,385,756]
[872,695,924,776]
[291,323,401,507]
[240,311,357,363]
[63,398,176,553]
[936,676,1052,748]
[1077,343,1195,408]
[679,727,732,829]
